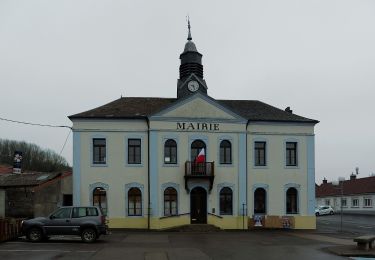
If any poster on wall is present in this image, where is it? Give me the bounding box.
[13,151,23,174]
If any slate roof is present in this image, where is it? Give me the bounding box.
[69,97,318,123]
[0,171,69,187]
[316,176,375,197]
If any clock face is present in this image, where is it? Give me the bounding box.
[188,80,199,92]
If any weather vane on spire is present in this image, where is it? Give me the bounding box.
[187,15,192,41]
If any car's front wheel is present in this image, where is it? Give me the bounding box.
[315,212,319,216]
[81,228,97,243]
[27,227,43,242]
[330,211,334,215]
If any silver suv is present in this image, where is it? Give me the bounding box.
[22,206,108,243]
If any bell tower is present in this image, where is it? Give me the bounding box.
[177,20,208,99]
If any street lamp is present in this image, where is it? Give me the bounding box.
[332,177,345,232]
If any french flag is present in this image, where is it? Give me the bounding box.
[195,148,205,163]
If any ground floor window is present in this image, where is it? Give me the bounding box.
[164,187,178,216]
[254,188,266,214]
[220,187,233,215]
[364,198,372,207]
[128,187,142,216]
[93,187,107,215]
[351,198,359,208]
[325,199,330,206]
[341,198,347,207]
[286,187,298,214]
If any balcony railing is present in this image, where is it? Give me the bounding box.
[184,161,215,191]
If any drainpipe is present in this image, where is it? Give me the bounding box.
[146,117,151,230]
[245,120,250,228]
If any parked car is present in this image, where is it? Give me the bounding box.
[315,205,334,216]
[22,206,108,243]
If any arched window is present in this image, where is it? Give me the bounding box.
[220,140,232,164]
[254,188,266,214]
[164,187,178,216]
[93,187,107,215]
[286,187,298,214]
[191,140,206,161]
[220,187,233,215]
[164,139,177,164]
[128,187,142,216]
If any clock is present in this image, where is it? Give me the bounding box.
[187,80,199,92]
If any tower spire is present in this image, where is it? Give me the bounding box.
[187,16,192,40]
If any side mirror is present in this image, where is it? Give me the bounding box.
[50,215,55,220]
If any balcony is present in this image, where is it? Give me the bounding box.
[184,161,215,192]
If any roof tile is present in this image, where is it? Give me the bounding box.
[69,97,318,123]
[316,176,375,197]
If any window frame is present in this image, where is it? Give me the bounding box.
[72,207,99,218]
[191,139,206,162]
[364,197,372,208]
[128,187,142,216]
[128,138,142,165]
[254,187,267,214]
[219,140,232,165]
[286,187,299,214]
[254,141,266,167]
[341,198,347,207]
[285,142,298,167]
[164,187,178,216]
[92,187,107,215]
[219,187,233,215]
[351,198,359,208]
[92,138,107,165]
[164,139,177,165]
[50,207,72,219]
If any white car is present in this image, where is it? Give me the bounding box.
[315,205,334,216]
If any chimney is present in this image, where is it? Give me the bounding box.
[350,173,356,180]
[322,177,328,184]
[285,107,293,113]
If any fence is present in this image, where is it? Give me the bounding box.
[0,218,23,242]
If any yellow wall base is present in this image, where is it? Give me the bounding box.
[107,215,315,230]
[248,215,316,229]
[108,217,148,229]
[293,216,316,229]
[208,215,247,229]
[150,215,190,229]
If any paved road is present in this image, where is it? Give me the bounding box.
[0,231,347,260]
[316,214,375,238]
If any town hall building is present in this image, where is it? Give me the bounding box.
[69,24,318,230]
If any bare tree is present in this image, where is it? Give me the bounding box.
[0,139,70,172]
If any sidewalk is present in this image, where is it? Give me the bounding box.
[291,231,375,257]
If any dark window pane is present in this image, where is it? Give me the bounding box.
[52,208,71,219]
[254,188,266,214]
[220,140,232,164]
[128,188,142,216]
[93,138,106,164]
[254,142,266,166]
[128,139,141,164]
[93,187,107,215]
[164,139,177,164]
[164,187,178,216]
[286,142,297,166]
[220,187,233,215]
[286,188,298,214]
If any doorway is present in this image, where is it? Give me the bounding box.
[190,187,207,224]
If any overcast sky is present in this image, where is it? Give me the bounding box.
[1,0,374,183]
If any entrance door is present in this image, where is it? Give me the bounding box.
[190,187,207,224]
